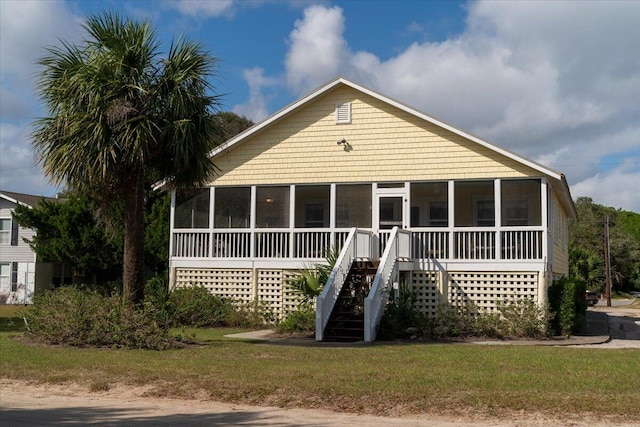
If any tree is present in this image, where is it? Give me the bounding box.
[569,197,640,293]
[13,193,122,284]
[32,12,220,304]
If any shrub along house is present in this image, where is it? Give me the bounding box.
[168,77,576,341]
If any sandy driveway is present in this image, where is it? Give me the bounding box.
[0,380,636,427]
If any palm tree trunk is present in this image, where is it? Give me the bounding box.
[122,171,145,305]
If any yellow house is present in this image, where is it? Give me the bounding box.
[169,77,576,342]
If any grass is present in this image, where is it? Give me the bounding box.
[1,306,639,421]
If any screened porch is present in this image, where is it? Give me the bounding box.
[170,178,548,263]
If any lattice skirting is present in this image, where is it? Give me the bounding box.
[175,268,540,318]
[175,268,302,317]
[410,271,539,316]
[447,271,539,313]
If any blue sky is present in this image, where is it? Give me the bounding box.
[1,0,639,212]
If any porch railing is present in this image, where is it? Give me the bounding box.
[316,228,373,341]
[364,227,411,342]
[173,227,544,261]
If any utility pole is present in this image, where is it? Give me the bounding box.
[604,215,612,307]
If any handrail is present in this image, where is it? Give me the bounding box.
[316,228,373,341]
[364,227,411,342]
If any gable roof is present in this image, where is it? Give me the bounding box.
[0,190,59,209]
[212,76,576,218]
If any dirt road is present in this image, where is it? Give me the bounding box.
[0,380,636,427]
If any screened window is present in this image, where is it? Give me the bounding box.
[501,179,541,226]
[295,185,330,228]
[410,182,448,227]
[214,187,251,228]
[455,181,495,227]
[336,184,371,228]
[256,186,290,228]
[0,219,10,245]
[174,188,210,228]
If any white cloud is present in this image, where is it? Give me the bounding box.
[0,1,81,196]
[264,1,640,211]
[167,0,234,18]
[572,160,640,213]
[232,67,278,122]
[285,5,349,93]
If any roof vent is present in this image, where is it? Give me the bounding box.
[335,103,351,124]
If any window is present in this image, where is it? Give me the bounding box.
[476,200,495,227]
[410,182,448,227]
[295,185,329,228]
[501,179,541,226]
[455,181,494,227]
[214,187,250,228]
[256,186,290,228]
[174,188,210,228]
[336,184,371,227]
[0,218,10,245]
[0,263,9,291]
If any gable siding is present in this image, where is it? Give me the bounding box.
[209,86,538,186]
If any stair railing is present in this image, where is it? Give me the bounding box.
[364,226,412,342]
[316,228,373,341]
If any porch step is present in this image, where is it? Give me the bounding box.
[323,260,378,342]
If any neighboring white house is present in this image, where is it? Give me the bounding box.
[166,77,576,341]
[0,190,69,304]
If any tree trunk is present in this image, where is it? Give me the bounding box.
[122,171,145,305]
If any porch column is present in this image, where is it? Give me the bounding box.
[447,180,455,259]
[208,187,215,258]
[169,190,176,261]
[250,186,257,258]
[541,178,550,268]
[495,179,502,260]
[330,183,336,248]
[289,184,295,259]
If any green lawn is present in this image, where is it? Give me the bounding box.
[1,306,638,421]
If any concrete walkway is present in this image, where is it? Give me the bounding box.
[225,308,615,347]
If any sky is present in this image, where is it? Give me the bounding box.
[1,0,639,212]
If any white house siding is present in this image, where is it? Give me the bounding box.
[0,200,38,303]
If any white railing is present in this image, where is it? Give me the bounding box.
[454,230,496,260]
[316,228,373,341]
[255,230,289,258]
[293,230,331,258]
[172,227,543,261]
[364,227,411,342]
[173,231,210,257]
[411,230,449,259]
[211,231,251,258]
[501,229,543,260]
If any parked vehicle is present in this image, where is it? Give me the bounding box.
[585,290,599,306]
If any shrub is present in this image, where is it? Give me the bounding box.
[20,286,174,349]
[548,277,587,336]
[276,304,316,334]
[223,299,275,328]
[377,283,430,340]
[168,285,233,328]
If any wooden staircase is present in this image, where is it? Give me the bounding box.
[323,259,379,342]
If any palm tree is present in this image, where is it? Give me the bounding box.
[32,12,220,304]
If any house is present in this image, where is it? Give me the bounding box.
[0,190,70,304]
[167,77,576,341]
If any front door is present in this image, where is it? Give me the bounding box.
[378,196,404,230]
